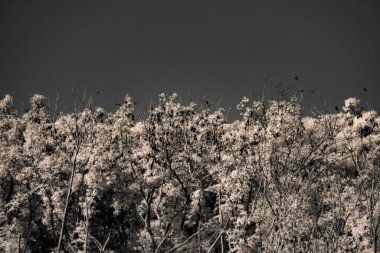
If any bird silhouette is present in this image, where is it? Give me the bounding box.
[363,88,367,92]
[335,106,339,111]
[308,89,316,94]
[96,91,101,94]
[115,103,122,106]
[294,76,299,80]
[300,89,304,93]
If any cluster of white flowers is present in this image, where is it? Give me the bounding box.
[0,94,13,112]
[29,94,48,109]
[343,97,362,115]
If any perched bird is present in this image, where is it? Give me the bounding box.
[294,76,299,80]
[363,88,367,92]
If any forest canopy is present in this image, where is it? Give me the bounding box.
[0,91,380,252]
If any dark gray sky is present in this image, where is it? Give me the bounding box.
[1,0,379,119]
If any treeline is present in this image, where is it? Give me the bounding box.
[0,92,380,252]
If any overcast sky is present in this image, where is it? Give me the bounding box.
[1,0,379,120]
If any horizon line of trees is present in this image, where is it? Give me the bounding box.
[1,91,380,252]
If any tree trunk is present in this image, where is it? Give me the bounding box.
[219,190,224,253]
[57,157,77,252]
[84,200,89,253]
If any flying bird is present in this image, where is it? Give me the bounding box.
[363,88,367,92]
[300,89,304,93]
[96,91,101,94]
[294,76,299,80]
[115,103,122,106]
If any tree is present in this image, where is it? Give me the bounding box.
[1,92,380,252]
